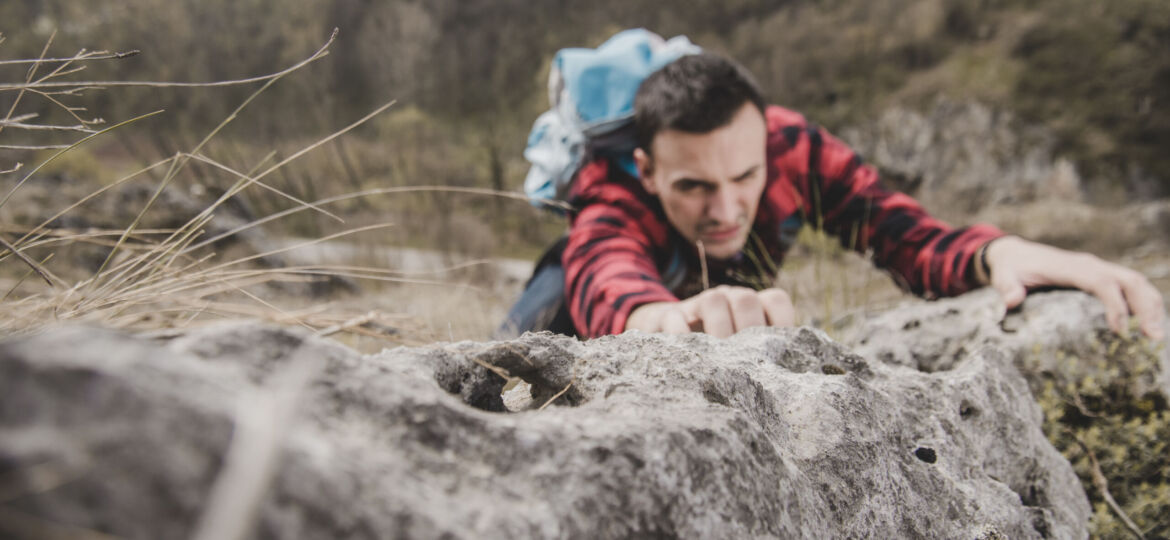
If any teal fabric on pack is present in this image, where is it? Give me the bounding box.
[523,29,700,211]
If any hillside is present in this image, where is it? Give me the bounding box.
[2,0,1168,209]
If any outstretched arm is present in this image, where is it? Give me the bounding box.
[769,108,1165,340]
[764,108,1004,299]
[983,236,1165,340]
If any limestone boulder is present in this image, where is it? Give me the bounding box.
[0,297,1094,538]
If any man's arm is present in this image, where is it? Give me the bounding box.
[769,118,1003,298]
[776,113,1165,340]
[563,192,678,338]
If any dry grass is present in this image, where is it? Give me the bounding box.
[0,29,533,350]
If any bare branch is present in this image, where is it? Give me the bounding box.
[539,377,575,411]
[0,31,54,138]
[0,109,166,209]
[0,119,95,133]
[0,144,73,150]
[0,49,140,66]
[315,311,379,338]
[34,63,86,82]
[0,235,63,288]
[183,152,342,222]
[2,253,53,302]
[29,88,103,125]
[38,87,106,97]
[1068,430,1146,539]
[191,347,321,540]
[0,29,337,91]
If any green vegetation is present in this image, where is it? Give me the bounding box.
[1035,332,1169,538]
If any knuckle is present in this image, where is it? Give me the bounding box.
[729,291,760,310]
[1089,275,1118,294]
[1078,252,1104,266]
[1122,269,1148,287]
[700,289,729,307]
[759,288,793,305]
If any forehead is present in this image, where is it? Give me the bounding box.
[650,104,767,182]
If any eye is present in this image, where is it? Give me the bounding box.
[732,167,761,183]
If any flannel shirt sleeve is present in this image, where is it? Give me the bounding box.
[767,113,1005,298]
[563,166,679,338]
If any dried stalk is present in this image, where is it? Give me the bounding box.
[1068,430,1146,539]
[0,30,335,91]
[0,49,139,66]
[190,347,321,540]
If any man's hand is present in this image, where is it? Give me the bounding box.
[625,285,796,338]
[984,236,1166,340]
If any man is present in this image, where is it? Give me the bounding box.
[503,52,1165,341]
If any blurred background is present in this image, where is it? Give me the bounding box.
[1,0,1168,346]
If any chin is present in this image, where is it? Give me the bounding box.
[701,238,748,260]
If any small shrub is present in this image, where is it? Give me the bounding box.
[1034,330,1169,537]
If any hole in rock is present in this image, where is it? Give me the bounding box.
[959,400,979,419]
[914,447,937,464]
[701,380,731,406]
[821,364,846,375]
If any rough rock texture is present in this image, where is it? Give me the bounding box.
[840,99,1081,215]
[839,288,1170,398]
[0,296,1098,539]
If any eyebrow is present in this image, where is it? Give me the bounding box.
[672,177,716,190]
[732,165,761,182]
[670,165,761,189]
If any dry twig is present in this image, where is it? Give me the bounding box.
[190,347,321,540]
[1067,429,1146,539]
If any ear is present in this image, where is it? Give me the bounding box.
[633,147,658,195]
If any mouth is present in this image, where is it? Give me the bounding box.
[700,225,741,242]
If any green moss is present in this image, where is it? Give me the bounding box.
[1033,330,1169,537]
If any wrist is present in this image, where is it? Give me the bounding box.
[973,236,1010,286]
[625,301,673,331]
[973,242,992,286]
[978,235,1027,285]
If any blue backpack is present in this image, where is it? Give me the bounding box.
[523,29,700,211]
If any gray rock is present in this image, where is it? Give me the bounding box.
[840,288,1170,398]
[840,99,1081,216]
[0,304,1091,538]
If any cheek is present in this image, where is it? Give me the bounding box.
[738,181,765,213]
[664,196,705,230]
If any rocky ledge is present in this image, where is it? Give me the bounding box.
[5,290,1162,539]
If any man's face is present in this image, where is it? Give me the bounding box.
[634,103,768,260]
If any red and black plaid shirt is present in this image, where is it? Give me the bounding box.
[564,105,1004,338]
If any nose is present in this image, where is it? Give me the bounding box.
[706,187,738,224]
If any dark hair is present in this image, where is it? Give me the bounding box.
[634,52,766,155]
